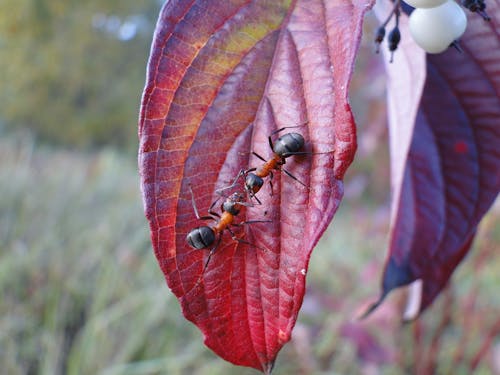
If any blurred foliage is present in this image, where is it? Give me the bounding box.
[0,0,161,151]
[1,132,498,374]
[1,3,498,374]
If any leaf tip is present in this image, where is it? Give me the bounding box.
[263,361,275,375]
[356,292,388,320]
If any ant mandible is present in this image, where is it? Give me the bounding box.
[186,185,269,280]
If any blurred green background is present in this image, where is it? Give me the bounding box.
[0,0,161,151]
[1,1,499,374]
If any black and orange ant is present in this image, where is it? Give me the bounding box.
[186,185,269,280]
[218,126,326,204]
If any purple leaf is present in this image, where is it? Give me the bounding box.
[371,0,500,318]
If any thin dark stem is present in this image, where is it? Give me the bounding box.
[382,0,401,27]
[469,316,500,371]
[424,288,453,374]
[412,319,424,374]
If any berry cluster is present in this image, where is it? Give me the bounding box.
[409,0,467,53]
[375,0,491,59]
[374,1,402,62]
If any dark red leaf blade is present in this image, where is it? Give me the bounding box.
[372,0,500,319]
[139,0,372,371]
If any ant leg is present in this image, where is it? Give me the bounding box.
[252,152,267,163]
[192,233,223,290]
[281,149,335,158]
[282,168,307,187]
[238,150,267,164]
[208,210,221,219]
[200,214,217,221]
[207,198,222,218]
[227,227,270,253]
[269,123,309,138]
[236,198,257,208]
[188,184,207,220]
[201,234,222,275]
[248,190,262,205]
[188,184,218,221]
[215,169,246,197]
[268,171,274,196]
[282,151,311,158]
[232,219,272,226]
[268,134,275,152]
[227,227,254,245]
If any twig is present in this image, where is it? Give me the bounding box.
[470,315,500,371]
[424,288,453,374]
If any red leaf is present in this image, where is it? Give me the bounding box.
[371,0,500,319]
[139,0,373,371]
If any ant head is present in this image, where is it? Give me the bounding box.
[245,173,264,194]
[222,199,242,216]
[186,226,216,249]
[273,132,305,157]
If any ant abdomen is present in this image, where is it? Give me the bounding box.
[186,226,216,249]
[273,133,305,157]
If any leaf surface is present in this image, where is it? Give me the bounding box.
[373,0,500,318]
[138,0,372,371]
[139,0,369,373]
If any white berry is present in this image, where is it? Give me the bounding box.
[409,1,467,54]
[404,0,447,9]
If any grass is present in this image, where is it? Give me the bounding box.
[0,132,498,374]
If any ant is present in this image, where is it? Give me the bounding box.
[218,126,323,204]
[186,185,269,282]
